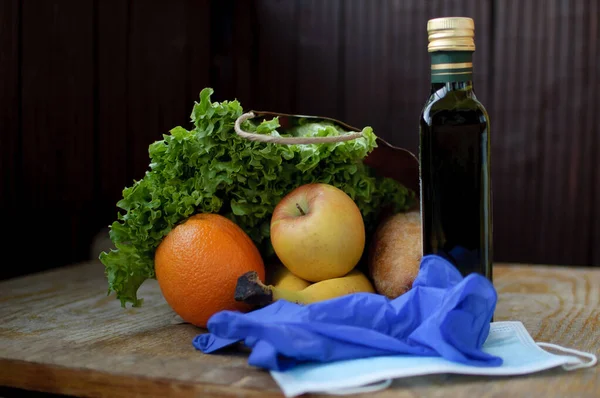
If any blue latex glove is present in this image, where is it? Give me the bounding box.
[193,255,501,371]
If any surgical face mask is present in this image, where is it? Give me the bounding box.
[270,321,597,397]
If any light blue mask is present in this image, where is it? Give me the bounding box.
[270,321,597,397]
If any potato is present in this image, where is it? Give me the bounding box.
[368,210,422,299]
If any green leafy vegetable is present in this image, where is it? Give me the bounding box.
[99,88,415,307]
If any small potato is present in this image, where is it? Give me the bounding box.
[368,210,422,299]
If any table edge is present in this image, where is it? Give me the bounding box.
[0,357,283,398]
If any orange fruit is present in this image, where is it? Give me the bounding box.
[154,213,265,328]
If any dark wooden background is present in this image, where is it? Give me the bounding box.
[1,0,598,280]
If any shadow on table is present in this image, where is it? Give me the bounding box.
[0,387,76,398]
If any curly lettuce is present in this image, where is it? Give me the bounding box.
[100,88,415,307]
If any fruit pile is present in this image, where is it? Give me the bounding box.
[99,88,420,328]
[155,182,422,328]
[99,88,415,310]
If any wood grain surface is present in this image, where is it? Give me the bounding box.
[0,0,19,232]
[19,0,96,275]
[0,262,598,398]
[489,0,600,267]
[2,0,599,283]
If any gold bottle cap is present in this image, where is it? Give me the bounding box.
[427,17,475,52]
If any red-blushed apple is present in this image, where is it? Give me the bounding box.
[270,183,366,282]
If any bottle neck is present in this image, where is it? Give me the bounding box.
[430,51,474,92]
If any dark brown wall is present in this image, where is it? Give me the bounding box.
[1,0,598,280]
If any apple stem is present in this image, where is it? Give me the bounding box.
[295,203,306,216]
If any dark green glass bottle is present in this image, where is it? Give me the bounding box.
[419,17,493,281]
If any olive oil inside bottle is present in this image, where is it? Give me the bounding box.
[419,84,492,279]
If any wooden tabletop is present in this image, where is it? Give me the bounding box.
[0,261,598,398]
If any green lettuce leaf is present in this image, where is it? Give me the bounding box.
[99,87,415,307]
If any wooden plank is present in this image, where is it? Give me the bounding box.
[253,0,297,113]
[0,359,275,398]
[588,0,600,266]
[0,0,20,280]
[0,0,19,211]
[0,261,599,397]
[491,0,597,265]
[209,0,238,102]
[20,0,95,272]
[568,0,597,267]
[96,0,131,231]
[489,0,537,264]
[227,0,258,107]
[518,0,547,264]
[541,0,584,265]
[96,0,211,243]
[127,0,196,180]
[343,0,395,144]
[386,0,430,152]
[208,0,256,106]
[184,0,211,109]
[294,0,342,119]
[243,0,343,118]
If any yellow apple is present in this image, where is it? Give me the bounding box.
[270,183,366,282]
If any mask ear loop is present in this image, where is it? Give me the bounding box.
[536,342,598,370]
